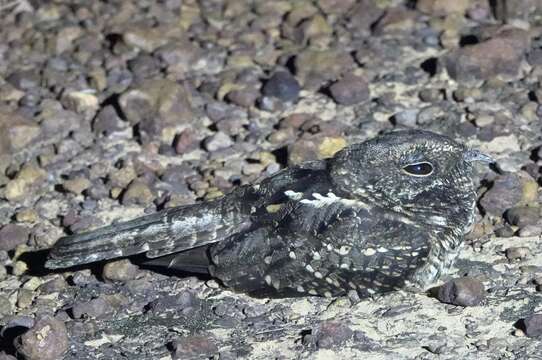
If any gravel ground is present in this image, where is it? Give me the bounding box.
[0,0,542,359]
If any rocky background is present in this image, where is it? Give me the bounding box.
[0,0,542,359]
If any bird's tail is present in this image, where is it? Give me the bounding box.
[45,196,253,269]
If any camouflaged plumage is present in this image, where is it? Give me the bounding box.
[46,130,492,297]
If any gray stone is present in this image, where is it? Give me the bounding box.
[15,315,68,360]
[0,224,29,251]
[480,174,523,216]
[505,206,540,227]
[102,259,139,282]
[522,314,542,337]
[328,75,370,105]
[262,71,301,102]
[437,277,486,307]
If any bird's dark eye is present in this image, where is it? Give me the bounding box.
[402,162,433,176]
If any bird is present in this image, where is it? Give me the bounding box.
[45,129,493,298]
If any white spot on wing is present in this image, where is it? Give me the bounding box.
[284,190,303,200]
[429,215,448,226]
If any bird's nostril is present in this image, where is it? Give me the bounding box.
[463,150,494,164]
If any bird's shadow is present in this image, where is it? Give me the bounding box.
[18,250,108,280]
[19,251,307,299]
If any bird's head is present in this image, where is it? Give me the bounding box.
[329,130,492,228]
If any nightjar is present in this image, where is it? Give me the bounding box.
[46,130,492,298]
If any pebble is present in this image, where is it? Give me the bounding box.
[314,321,354,349]
[15,209,39,223]
[204,132,234,152]
[506,247,530,261]
[93,105,126,135]
[121,180,154,206]
[172,334,218,359]
[394,109,419,127]
[62,176,91,195]
[118,79,193,143]
[437,277,486,307]
[4,164,47,202]
[505,206,540,227]
[444,28,530,83]
[0,295,13,316]
[262,71,301,102]
[102,259,139,282]
[15,315,68,360]
[123,26,171,53]
[518,225,542,237]
[0,224,29,251]
[417,0,470,15]
[294,49,356,89]
[288,136,346,165]
[61,91,99,119]
[71,296,112,319]
[0,111,41,154]
[328,75,370,105]
[522,314,542,338]
[480,174,523,216]
[0,265,6,280]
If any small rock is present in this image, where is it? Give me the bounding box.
[314,321,354,349]
[262,71,301,102]
[505,206,540,227]
[17,289,34,309]
[12,260,28,276]
[109,166,137,188]
[518,225,542,237]
[119,79,193,144]
[0,265,6,280]
[62,177,91,195]
[72,296,112,319]
[121,180,154,206]
[204,132,234,152]
[38,277,67,293]
[294,49,356,89]
[394,109,419,127]
[506,247,530,261]
[6,69,40,90]
[474,115,494,127]
[0,295,13,316]
[328,75,370,105]
[4,163,47,202]
[102,259,139,282]
[480,174,523,216]
[123,26,171,52]
[93,105,126,135]
[174,129,200,154]
[61,91,99,119]
[15,315,68,360]
[0,224,29,251]
[494,224,516,237]
[480,134,521,154]
[522,314,542,338]
[15,209,39,223]
[0,110,41,156]
[437,277,486,307]
[288,136,347,165]
[417,0,470,15]
[444,27,530,83]
[172,334,218,359]
[318,137,347,159]
[225,87,259,108]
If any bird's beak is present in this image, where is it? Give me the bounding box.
[463,149,494,164]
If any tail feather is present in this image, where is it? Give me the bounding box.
[45,196,252,269]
